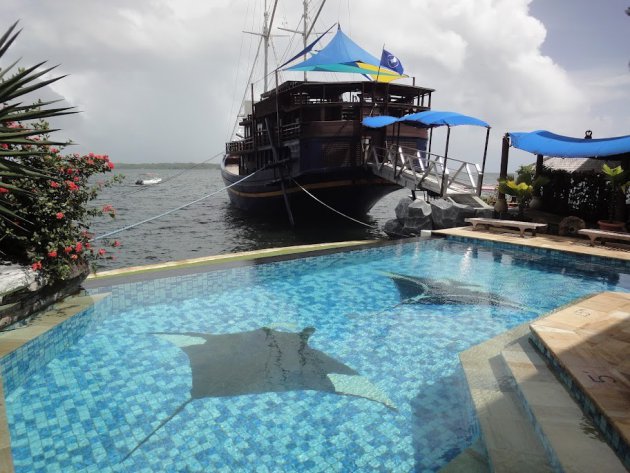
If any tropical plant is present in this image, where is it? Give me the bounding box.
[601,163,630,223]
[498,165,549,217]
[0,20,74,227]
[0,21,121,281]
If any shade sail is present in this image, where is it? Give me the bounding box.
[509,130,630,158]
[285,27,404,82]
[362,110,490,129]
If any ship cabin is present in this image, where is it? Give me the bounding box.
[225,80,434,177]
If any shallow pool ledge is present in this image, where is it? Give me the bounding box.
[460,293,628,472]
[87,240,376,281]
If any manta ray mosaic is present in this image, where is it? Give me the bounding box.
[3,238,630,472]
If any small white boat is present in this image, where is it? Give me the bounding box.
[135,174,162,186]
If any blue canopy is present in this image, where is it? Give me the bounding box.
[509,130,630,158]
[286,27,381,71]
[362,116,400,128]
[362,110,490,129]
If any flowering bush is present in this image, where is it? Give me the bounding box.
[0,120,123,280]
[0,21,123,282]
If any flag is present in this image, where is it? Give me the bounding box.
[380,49,404,75]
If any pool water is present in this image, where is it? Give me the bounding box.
[3,238,630,472]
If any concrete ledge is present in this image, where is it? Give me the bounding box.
[87,240,375,281]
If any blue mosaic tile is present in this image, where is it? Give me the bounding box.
[2,239,630,472]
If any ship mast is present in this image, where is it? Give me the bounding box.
[278,0,327,82]
[244,0,279,92]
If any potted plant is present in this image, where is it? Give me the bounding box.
[598,164,629,232]
[498,165,549,218]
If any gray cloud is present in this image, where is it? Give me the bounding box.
[1,0,628,170]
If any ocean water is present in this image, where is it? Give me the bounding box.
[89,167,500,271]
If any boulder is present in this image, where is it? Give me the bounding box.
[474,207,495,219]
[394,196,414,221]
[383,218,405,238]
[430,199,476,229]
[402,217,433,236]
[0,262,88,330]
[403,200,433,235]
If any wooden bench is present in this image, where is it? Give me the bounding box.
[578,228,630,246]
[464,217,547,238]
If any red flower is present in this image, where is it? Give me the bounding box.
[75,242,83,252]
[98,248,106,256]
[64,246,73,254]
[55,212,64,220]
[112,240,121,247]
[102,204,114,213]
[0,143,8,150]
[50,147,59,154]
[70,254,78,260]
[66,181,79,191]
[73,176,80,183]
[48,250,58,258]
[50,181,60,188]
[107,161,115,169]
[0,187,8,194]
[31,261,42,271]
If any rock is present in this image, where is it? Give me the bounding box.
[474,207,495,219]
[407,199,432,218]
[558,216,586,236]
[394,197,414,221]
[430,199,476,229]
[0,262,88,330]
[403,217,433,235]
[403,200,433,234]
[0,264,43,304]
[383,219,405,238]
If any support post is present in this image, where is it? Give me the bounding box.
[494,133,510,213]
[439,126,451,196]
[476,127,491,196]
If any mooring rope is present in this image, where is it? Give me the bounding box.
[290,178,377,229]
[91,170,259,241]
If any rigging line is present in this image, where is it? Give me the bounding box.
[290,178,377,229]
[91,170,260,242]
[227,1,253,142]
[230,35,264,141]
[121,151,225,197]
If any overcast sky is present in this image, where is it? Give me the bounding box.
[2,0,629,171]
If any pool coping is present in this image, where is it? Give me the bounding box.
[1,232,629,472]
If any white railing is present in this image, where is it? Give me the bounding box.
[363,143,483,196]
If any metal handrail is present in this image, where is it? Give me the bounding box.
[367,144,482,196]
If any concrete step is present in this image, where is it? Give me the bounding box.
[460,324,554,473]
[438,439,489,473]
[501,335,626,473]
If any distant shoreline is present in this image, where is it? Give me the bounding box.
[114,162,221,170]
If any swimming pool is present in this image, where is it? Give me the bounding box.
[3,237,630,472]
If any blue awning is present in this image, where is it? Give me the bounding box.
[509,130,630,158]
[361,110,490,129]
[362,116,400,128]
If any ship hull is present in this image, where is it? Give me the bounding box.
[220,164,399,219]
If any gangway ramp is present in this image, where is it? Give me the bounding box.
[364,144,490,208]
